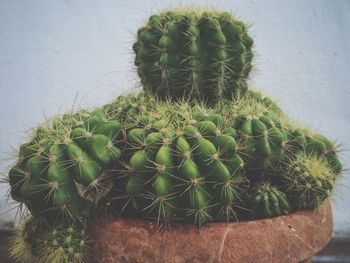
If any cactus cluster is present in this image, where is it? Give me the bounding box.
[5,7,343,263]
[133,10,253,103]
[7,92,341,225]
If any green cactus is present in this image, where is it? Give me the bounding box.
[10,217,89,263]
[133,10,254,103]
[220,91,289,177]
[7,91,342,228]
[5,6,345,263]
[234,115,287,174]
[6,93,157,222]
[286,128,342,175]
[251,182,290,218]
[8,108,124,220]
[112,98,248,226]
[283,153,336,209]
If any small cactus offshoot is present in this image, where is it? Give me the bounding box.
[9,217,89,263]
[284,153,337,209]
[251,182,290,218]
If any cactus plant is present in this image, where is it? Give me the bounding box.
[133,10,254,103]
[285,127,342,174]
[8,108,124,220]
[283,153,337,209]
[222,91,288,177]
[114,99,249,225]
[250,182,290,218]
[10,217,89,263]
[5,7,344,263]
[6,91,342,226]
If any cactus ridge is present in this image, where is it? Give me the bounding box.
[133,10,254,103]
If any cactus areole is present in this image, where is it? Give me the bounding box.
[6,8,341,263]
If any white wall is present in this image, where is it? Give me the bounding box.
[0,0,349,237]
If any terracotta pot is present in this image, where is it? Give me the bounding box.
[91,201,332,263]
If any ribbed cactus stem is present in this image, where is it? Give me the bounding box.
[133,10,254,103]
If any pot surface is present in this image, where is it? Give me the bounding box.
[91,201,332,263]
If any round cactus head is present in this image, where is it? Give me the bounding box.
[10,217,89,263]
[250,182,290,219]
[284,153,336,209]
[110,96,249,226]
[133,9,254,104]
[7,108,124,220]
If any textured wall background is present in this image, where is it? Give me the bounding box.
[0,0,349,237]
